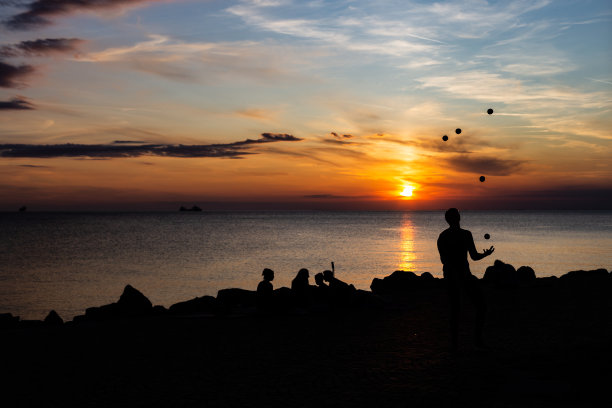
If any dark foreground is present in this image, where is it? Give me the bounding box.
[3,278,611,408]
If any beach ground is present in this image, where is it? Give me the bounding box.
[4,282,611,407]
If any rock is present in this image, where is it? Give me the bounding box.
[44,310,63,326]
[152,305,168,315]
[352,290,386,309]
[84,285,153,321]
[483,261,538,286]
[272,287,294,311]
[19,320,44,328]
[483,260,518,286]
[0,313,19,329]
[71,315,87,324]
[169,296,216,315]
[516,266,536,282]
[216,288,256,308]
[370,271,439,296]
[85,303,121,320]
[420,272,434,281]
[560,269,609,285]
[117,284,153,315]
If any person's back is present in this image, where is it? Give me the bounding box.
[291,268,310,307]
[437,227,474,278]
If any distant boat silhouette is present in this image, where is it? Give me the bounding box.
[179,205,202,212]
[18,206,27,212]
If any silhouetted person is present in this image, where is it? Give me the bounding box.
[291,268,310,307]
[437,208,494,351]
[322,269,355,306]
[257,268,274,313]
[314,272,327,288]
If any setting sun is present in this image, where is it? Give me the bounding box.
[400,186,415,198]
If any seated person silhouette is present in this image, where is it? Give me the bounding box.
[291,268,310,307]
[257,268,274,313]
[322,269,355,306]
[314,272,327,288]
[437,208,494,350]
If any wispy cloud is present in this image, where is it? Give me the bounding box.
[5,0,164,30]
[417,70,609,108]
[0,38,83,57]
[226,1,440,58]
[0,95,34,109]
[0,60,34,88]
[445,154,526,176]
[0,133,303,159]
[79,35,300,83]
[234,108,278,121]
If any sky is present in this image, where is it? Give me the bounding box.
[0,0,611,211]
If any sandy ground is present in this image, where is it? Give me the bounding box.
[3,281,611,407]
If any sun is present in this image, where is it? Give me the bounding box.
[399,185,415,198]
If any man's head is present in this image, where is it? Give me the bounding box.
[322,270,334,281]
[314,272,325,286]
[445,208,460,227]
[262,268,274,281]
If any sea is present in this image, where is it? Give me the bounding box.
[1,210,611,320]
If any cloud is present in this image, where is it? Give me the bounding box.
[0,38,83,57]
[79,35,299,84]
[112,140,148,144]
[226,2,439,58]
[303,194,375,199]
[0,95,34,109]
[234,108,277,121]
[0,133,303,159]
[417,70,607,108]
[0,60,34,88]
[5,0,162,30]
[445,154,526,176]
[258,132,301,142]
[331,132,353,139]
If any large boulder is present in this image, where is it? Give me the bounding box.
[483,260,518,286]
[351,289,386,309]
[85,303,121,320]
[44,310,63,326]
[516,266,536,282]
[117,284,153,315]
[483,261,538,286]
[273,287,293,311]
[216,288,256,308]
[370,271,439,296]
[169,296,217,315]
[559,269,609,285]
[0,313,19,329]
[85,284,153,320]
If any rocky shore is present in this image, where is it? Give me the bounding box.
[2,263,611,407]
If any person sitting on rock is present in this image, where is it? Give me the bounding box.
[257,268,274,313]
[322,269,355,305]
[291,268,310,307]
[314,272,327,288]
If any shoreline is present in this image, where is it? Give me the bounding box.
[3,267,611,407]
[2,264,611,325]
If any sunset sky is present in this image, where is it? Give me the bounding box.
[1,0,611,210]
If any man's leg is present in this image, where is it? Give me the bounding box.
[466,275,486,347]
[446,279,461,351]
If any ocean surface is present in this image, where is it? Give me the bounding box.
[1,210,611,320]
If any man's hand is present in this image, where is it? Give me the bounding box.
[483,246,495,256]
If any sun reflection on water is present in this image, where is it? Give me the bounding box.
[398,216,417,272]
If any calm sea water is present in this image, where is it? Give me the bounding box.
[1,211,611,320]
